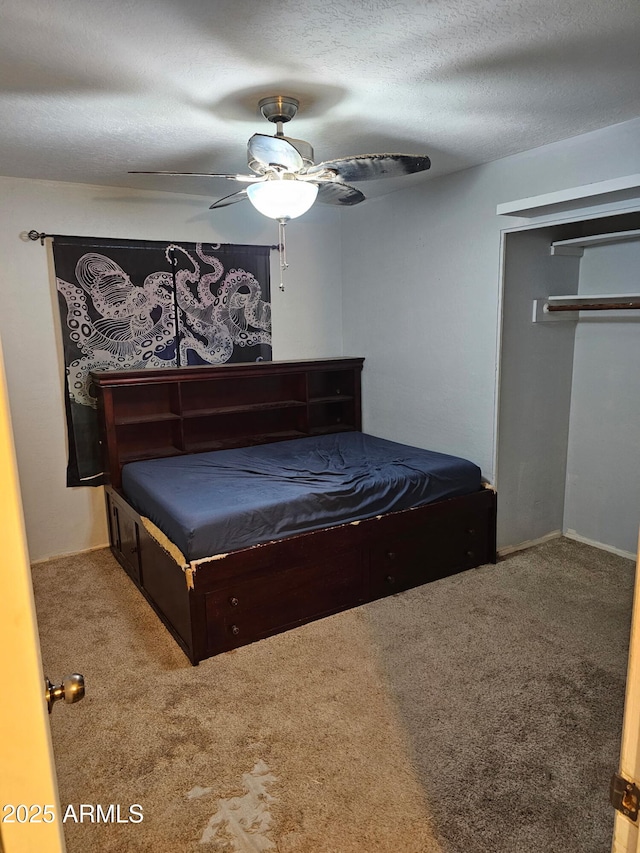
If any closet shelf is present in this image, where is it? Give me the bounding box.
[550,228,640,256]
[532,294,640,323]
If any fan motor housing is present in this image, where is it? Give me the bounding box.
[259,96,299,124]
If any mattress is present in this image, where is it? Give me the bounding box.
[121,432,482,561]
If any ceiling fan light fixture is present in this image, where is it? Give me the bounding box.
[246,178,318,220]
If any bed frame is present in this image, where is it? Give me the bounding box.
[93,358,497,665]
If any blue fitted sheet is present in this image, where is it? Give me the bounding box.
[121,432,482,562]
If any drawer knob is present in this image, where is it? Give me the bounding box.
[230,624,240,636]
[386,575,396,585]
[229,597,239,607]
[386,551,396,561]
[467,551,475,559]
[468,528,476,535]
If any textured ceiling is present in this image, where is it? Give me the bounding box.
[2,0,640,203]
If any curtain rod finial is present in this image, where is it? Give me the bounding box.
[25,230,47,245]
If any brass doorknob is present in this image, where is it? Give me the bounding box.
[45,673,85,714]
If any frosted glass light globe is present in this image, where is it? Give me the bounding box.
[247,179,318,220]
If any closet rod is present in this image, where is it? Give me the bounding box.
[547,301,640,313]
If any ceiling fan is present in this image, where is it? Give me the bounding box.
[130,96,431,288]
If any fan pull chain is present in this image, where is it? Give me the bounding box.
[278,218,289,291]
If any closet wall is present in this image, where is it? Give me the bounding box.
[497,213,640,556]
[564,239,640,555]
[496,225,580,549]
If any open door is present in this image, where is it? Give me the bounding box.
[612,532,640,853]
[0,338,66,853]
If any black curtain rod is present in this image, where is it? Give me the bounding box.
[26,231,282,250]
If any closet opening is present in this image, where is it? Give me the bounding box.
[496,210,640,558]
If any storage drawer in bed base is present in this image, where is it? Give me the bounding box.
[105,486,497,665]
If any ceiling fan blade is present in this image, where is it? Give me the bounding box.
[129,171,259,182]
[208,189,249,209]
[308,153,431,183]
[248,134,304,173]
[315,181,366,206]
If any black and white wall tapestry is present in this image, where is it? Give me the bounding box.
[52,236,272,486]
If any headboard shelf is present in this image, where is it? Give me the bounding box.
[309,394,355,404]
[92,357,364,487]
[120,446,183,463]
[308,424,354,436]
[115,412,181,426]
[181,399,308,418]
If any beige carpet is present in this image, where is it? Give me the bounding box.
[32,538,634,853]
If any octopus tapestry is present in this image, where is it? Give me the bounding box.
[53,236,272,486]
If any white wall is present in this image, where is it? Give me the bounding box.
[563,240,640,555]
[340,117,640,550]
[0,176,343,561]
[3,116,640,561]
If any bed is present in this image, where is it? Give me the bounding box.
[93,358,496,664]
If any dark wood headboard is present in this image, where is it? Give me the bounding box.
[92,357,364,488]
